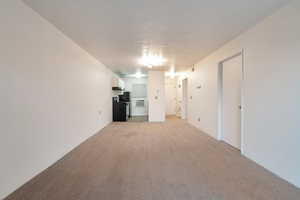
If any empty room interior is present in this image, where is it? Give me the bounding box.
[1,0,300,199]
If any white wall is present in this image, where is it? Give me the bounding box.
[165,77,177,115]
[175,77,186,118]
[123,77,148,116]
[148,71,165,122]
[188,1,300,188]
[0,0,114,198]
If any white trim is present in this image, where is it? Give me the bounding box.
[217,50,245,154]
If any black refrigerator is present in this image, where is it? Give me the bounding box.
[113,97,129,122]
[119,92,131,118]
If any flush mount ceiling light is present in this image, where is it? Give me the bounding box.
[165,67,176,78]
[134,71,143,79]
[165,67,189,79]
[138,53,167,68]
[128,71,146,79]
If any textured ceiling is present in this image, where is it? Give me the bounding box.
[23,0,290,74]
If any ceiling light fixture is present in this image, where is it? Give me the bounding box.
[165,69,189,79]
[138,53,167,68]
[134,71,143,79]
[165,67,176,79]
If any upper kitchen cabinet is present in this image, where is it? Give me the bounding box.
[112,76,124,91]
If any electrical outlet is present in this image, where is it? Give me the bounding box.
[98,110,102,115]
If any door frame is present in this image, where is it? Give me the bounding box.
[217,50,245,154]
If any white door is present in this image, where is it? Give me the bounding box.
[222,55,242,149]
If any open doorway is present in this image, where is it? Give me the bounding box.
[218,51,244,151]
[181,78,188,120]
[119,77,148,123]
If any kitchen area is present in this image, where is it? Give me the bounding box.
[112,75,148,122]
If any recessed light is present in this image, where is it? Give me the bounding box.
[138,53,167,68]
[134,72,143,79]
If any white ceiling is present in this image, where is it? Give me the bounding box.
[23,0,290,74]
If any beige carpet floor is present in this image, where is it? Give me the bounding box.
[5,117,300,200]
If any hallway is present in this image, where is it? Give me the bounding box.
[6,118,300,200]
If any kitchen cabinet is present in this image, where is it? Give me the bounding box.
[112,77,124,90]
